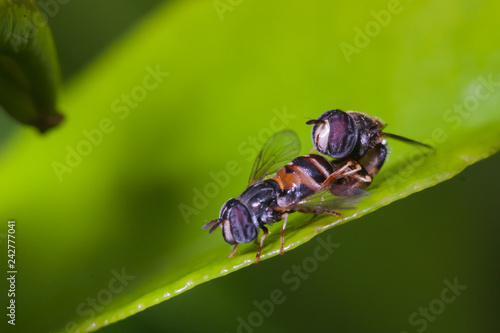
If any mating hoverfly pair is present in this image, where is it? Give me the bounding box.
[203,110,432,264]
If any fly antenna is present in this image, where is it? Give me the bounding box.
[202,219,224,233]
[306,119,325,125]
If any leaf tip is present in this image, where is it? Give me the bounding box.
[33,111,64,133]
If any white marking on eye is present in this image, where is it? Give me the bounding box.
[316,121,330,152]
[381,139,387,145]
[222,219,234,243]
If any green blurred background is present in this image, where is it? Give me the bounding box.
[1,0,499,332]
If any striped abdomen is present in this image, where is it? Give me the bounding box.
[272,154,336,207]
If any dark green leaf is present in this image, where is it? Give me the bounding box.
[0,0,62,132]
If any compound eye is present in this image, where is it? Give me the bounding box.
[221,200,257,244]
[318,110,358,158]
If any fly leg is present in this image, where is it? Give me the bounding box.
[323,160,371,189]
[347,166,372,183]
[228,244,238,258]
[254,226,269,264]
[293,206,343,217]
[322,160,357,188]
[280,213,288,255]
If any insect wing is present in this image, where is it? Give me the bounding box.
[294,185,370,212]
[248,129,301,186]
[381,132,433,150]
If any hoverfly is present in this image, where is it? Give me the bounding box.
[307,110,433,193]
[202,130,367,264]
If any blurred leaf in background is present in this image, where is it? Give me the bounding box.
[1,0,499,333]
[0,0,63,132]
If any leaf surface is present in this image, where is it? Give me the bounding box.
[0,1,499,332]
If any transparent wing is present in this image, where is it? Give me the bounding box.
[248,129,301,186]
[293,185,370,213]
[381,132,434,150]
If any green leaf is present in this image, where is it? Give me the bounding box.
[0,1,499,332]
[0,0,63,132]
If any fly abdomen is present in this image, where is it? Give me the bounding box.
[359,143,387,179]
[291,154,334,183]
[273,154,334,206]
